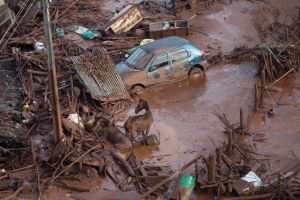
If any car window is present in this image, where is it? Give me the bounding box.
[171,48,188,63]
[125,48,154,70]
[150,53,169,72]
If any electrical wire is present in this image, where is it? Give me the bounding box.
[0,0,36,52]
[0,0,35,51]
[0,0,31,46]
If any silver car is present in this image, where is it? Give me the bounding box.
[116,36,208,92]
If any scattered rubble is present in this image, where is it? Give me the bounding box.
[0,0,299,200]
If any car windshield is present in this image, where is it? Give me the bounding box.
[125,48,154,70]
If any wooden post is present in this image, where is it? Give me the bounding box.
[208,153,217,184]
[298,9,300,38]
[254,82,259,111]
[278,173,281,200]
[227,130,233,155]
[43,0,63,144]
[285,28,289,43]
[260,70,265,108]
[269,53,273,78]
[216,148,222,176]
[195,159,200,192]
[239,107,243,129]
[228,169,233,193]
[261,69,266,89]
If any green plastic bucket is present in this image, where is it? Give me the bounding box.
[179,174,195,198]
[180,174,196,188]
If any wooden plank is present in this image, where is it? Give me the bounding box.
[105,5,143,34]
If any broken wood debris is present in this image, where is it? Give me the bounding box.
[136,108,300,199]
[0,1,299,200]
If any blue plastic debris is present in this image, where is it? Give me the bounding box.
[55,28,65,37]
[83,31,94,39]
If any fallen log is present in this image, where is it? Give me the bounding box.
[208,153,217,184]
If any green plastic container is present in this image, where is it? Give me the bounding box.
[178,174,196,199]
[83,31,94,39]
[55,28,65,37]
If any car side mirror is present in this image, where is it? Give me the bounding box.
[149,66,157,72]
[122,54,129,62]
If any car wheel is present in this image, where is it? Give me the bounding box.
[189,67,204,79]
[131,85,145,93]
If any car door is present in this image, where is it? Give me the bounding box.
[169,47,190,80]
[146,52,170,85]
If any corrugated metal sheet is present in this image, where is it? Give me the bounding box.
[70,47,129,102]
[105,5,142,34]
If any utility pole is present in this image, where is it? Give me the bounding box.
[42,0,63,144]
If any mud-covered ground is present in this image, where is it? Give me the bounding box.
[4,0,300,199]
[59,1,300,199]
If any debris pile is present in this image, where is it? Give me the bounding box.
[140,110,300,199]
[254,11,300,111]
[0,37,133,200]
[0,0,299,199]
[0,1,182,198]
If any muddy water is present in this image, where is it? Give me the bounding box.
[124,61,258,169]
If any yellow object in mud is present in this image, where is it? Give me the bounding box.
[86,116,95,128]
[23,104,30,111]
[140,39,154,46]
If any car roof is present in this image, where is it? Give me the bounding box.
[140,36,190,52]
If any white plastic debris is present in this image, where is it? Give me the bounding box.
[233,171,263,195]
[74,25,90,35]
[241,171,262,187]
[67,113,84,129]
[34,41,45,52]
[0,168,6,175]
[163,21,170,30]
[73,25,101,39]
[67,113,81,124]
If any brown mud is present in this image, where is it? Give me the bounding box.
[45,0,300,198]
[128,61,258,170]
[1,0,300,199]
